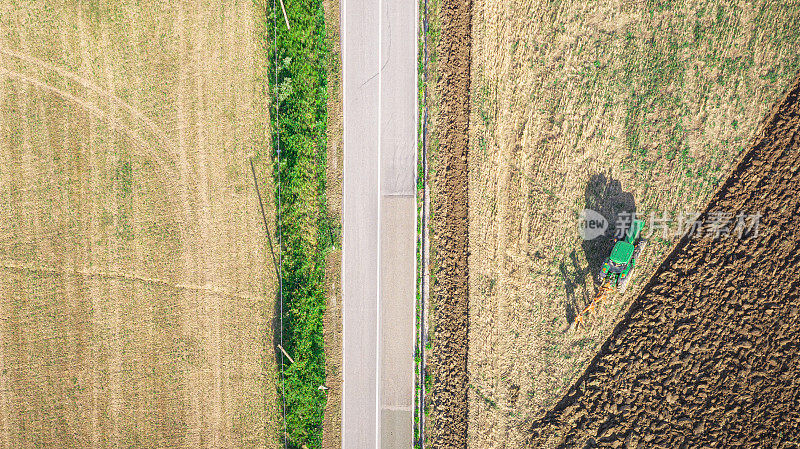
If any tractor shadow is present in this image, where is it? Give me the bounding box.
[562,172,637,325]
[559,250,589,326]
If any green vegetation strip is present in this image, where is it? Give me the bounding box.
[269,1,332,447]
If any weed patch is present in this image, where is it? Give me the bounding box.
[269,1,332,447]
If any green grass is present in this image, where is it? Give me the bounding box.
[268,1,332,447]
[417,0,441,446]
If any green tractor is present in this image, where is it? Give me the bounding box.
[597,219,646,294]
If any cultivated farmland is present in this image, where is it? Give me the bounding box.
[528,74,800,448]
[0,2,277,448]
[425,0,800,447]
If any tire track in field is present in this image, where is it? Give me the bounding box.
[0,63,188,238]
[0,50,191,240]
[0,47,171,148]
[0,260,262,302]
[0,67,153,151]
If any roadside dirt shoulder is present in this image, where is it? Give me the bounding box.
[429,0,473,447]
[322,0,343,446]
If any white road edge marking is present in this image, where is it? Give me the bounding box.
[340,0,347,444]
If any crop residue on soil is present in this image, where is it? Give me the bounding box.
[528,75,800,447]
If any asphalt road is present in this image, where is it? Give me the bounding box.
[341,0,416,447]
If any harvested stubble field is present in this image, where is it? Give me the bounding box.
[0,2,278,448]
[528,74,800,448]
[428,0,800,448]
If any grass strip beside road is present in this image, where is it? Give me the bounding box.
[269,0,332,447]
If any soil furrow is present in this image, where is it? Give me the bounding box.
[430,0,473,446]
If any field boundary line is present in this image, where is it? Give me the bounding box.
[428,0,472,444]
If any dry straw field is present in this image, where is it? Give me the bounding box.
[0,1,277,448]
[466,0,800,447]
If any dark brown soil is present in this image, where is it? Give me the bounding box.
[429,0,473,446]
[527,75,800,448]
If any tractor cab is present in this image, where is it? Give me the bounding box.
[597,219,645,293]
[609,240,635,268]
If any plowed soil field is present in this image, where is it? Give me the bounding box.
[427,0,472,446]
[527,74,800,448]
[0,2,277,448]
